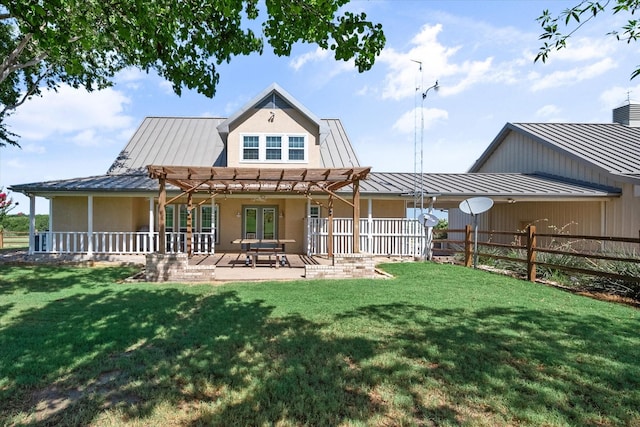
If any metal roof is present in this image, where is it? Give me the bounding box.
[105,116,357,175]
[11,171,620,200]
[470,122,640,177]
[106,117,227,175]
[361,172,620,199]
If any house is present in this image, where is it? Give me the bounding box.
[449,104,640,240]
[10,84,628,263]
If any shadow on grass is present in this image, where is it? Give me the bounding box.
[335,303,640,425]
[0,287,378,426]
[0,265,137,294]
[1,282,639,425]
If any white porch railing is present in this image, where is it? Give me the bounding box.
[306,218,426,257]
[32,219,429,257]
[33,231,216,255]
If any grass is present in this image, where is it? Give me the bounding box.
[0,263,639,426]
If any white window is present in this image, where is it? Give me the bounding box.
[266,136,282,160]
[288,136,305,161]
[309,205,320,218]
[240,133,307,163]
[243,136,259,160]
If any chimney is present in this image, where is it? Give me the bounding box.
[612,104,640,127]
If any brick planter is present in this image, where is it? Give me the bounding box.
[145,253,215,282]
[305,253,376,279]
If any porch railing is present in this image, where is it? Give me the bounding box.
[33,231,216,255]
[306,218,427,257]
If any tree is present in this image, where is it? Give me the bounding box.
[536,1,640,78]
[0,187,18,230]
[0,0,385,147]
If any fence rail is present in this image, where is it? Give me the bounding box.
[434,225,640,284]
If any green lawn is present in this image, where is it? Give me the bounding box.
[0,263,638,426]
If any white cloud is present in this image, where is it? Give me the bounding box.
[289,47,330,70]
[392,107,449,134]
[22,143,47,154]
[600,84,640,109]
[535,104,562,119]
[530,58,617,91]
[8,86,133,144]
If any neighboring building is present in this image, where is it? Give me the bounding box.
[10,84,629,258]
[449,104,640,239]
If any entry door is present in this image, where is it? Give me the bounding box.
[243,206,277,239]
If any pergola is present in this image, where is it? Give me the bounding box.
[147,165,371,257]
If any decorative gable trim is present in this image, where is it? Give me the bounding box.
[217,83,329,143]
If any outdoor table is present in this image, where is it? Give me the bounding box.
[231,238,295,268]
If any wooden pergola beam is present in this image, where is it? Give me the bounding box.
[148,165,371,257]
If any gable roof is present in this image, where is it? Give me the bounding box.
[216,83,330,140]
[106,116,358,175]
[469,122,640,180]
[107,117,227,175]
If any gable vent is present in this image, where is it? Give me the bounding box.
[255,93,292,110]
[613,104,640,127]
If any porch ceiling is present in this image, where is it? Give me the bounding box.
[147,165,371,195]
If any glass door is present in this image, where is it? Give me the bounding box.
[243,206,277,239]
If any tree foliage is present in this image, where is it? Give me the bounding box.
[0,187,18,229]
[536,0,640,78]
[0,0,385,147]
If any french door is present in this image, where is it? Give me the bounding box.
[243,206,277,239]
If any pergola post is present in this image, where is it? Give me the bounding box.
[187,191,193,257]
[158,178,166,254]
[353,179,360,253]
[328,196,334,257]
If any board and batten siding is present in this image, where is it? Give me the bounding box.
[473,130,640,239]
[477,132,616,187]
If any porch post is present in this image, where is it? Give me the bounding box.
[353,179,360,253]
[328,196,334,257]
[28,195,35,255]
[87,195,93,256]
[148,197,155,253]
[367,198,373,254]
[158,178,166,254]
[186,191,193,257]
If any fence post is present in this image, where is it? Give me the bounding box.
[464,224,472,267]
[0,230,3,249]
[527,225,536,282]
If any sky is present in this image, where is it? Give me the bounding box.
[2,0,640,214]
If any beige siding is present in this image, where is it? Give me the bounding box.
[449,201,603,244]
[605,183,640,238]
[226,108,321,168]
[476,131,639,238]
[52,197,88,232]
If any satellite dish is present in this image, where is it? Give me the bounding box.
[459,197,494,216]
[458,197,494,270]
[418,213,439,227]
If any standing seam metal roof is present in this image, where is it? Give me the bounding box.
[472,122,640,175]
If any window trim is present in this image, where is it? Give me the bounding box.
[239,132,308,163]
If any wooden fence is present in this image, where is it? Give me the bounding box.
[434,225,640,284]
[0,230,29,249]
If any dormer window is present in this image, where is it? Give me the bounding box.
[266,136,282,160]
[242,136,259,160]
[240,133,307,163]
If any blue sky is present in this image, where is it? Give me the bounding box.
[2,0,640,214]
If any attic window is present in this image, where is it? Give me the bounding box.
[243,136,259,160]
[240,133,307,163]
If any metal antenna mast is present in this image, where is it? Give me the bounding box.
[410,59,423,218]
